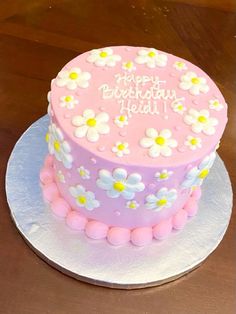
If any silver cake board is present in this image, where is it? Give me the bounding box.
[5,116,233,289]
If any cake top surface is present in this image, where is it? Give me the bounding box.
[50,46,227,167]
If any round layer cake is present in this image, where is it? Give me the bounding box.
[41,46,227,246]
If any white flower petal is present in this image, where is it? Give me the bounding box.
[87,127,99,142]
[113,168,127,181]
[75,125,88,138]
[140,137,154,148]
[149,145,160,157]
[96,112,109,123]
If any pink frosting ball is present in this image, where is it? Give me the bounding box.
[40,167,54,185]
[184,198,199,217]
[66,211,88,230]
[153,218,173,240]
[44,154,54,168]
[42,182,59,203]
[172,209,188,230]
[131,227,153,246]
[85,221,108,240]
[107,227,131,246]
[191,187,202,200]
[51,197,70,218]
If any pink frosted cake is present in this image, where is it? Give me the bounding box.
[40,46,227,246]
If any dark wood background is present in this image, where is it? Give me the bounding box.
[0,1,235,313]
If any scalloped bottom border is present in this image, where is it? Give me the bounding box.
[40,155,202,247]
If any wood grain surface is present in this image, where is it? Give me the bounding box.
[0,1,235,313]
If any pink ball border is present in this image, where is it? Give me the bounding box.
[40,155,201,247]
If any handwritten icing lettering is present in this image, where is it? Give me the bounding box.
[98,73,183,117]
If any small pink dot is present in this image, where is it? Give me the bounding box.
[90,158,97,164]
[177,147,186,153]
[175,125,181,131]
[114,210,121,216]
[64,113,71,119]
[148,183,156,191]
[99,106,105,111]
[170,73,177,77]
[119,130,127,137]
[98,145,105,152]
[192,100,198,105]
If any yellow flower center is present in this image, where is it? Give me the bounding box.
[69,72,78,80]
[213,101,219,107]
[54,140,60,152]
[76,195,86,205]
[117,143,125,151]
[45,132,49,143]
[79,170,86,177]
[198,169,209,179]
[177,104,183,110]
[86,118,97,127]
[156,199,167,207]
[155,136,166,146]
[119,115,126,122]
[100,51,108,58]
[148,51,156,58]
[65,96,72,102]
[129,202,136,209]
[190,138,198,145]
[125,61,133,69]
[113,182,125,192]
[176,61,184,67]
[198,115,208,123]
[159,173,168,179]
[191,77,200,84]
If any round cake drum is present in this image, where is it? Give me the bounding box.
[6,116,232,289]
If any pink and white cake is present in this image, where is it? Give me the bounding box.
[40,46,227,246]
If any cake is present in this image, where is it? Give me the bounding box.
[40,46,227,246]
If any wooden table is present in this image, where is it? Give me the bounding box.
[0,1,235,313]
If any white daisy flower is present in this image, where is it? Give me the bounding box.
[184,109,218,135]
[155,169,173,181]
[86,48,121,67]
[209,99,224,111]
[185,136,202,150]
[173,61,187,71]
[57,170,65,183]
[181,151,216,189]
[135,48,168,68]
[55,67,91,90]
[69,185,100,211]
[46,123,73,169]
[179,71,209,95]
[126,200,140,210]
[96,168,145,200]
[112,142,130,157]
[140,128,178,158]
[145,188,177,212]
[77,166,90,180]
[114,115,128,128]
[122,61,136,72]
[72,109,110,142]
[171,101,187,115]
[60,95,78,109]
